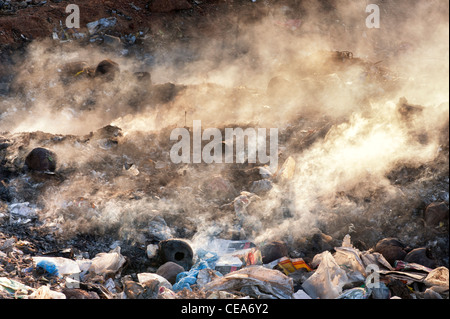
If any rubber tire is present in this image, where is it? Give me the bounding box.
[158,239,194,271]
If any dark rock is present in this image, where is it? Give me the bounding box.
[261,240,288,264]
[404,247,436,269]
[374,238,410,266]
[25,147,57,172]
[424,202,449,227]
[158,238,193,271]
[156,261,185,284]
[95,59,120,81]
[91,125,122,140]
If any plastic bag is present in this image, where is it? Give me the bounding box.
[0,277,34,299]
[33,257,81,276]
[158,286,178,299]
[301,251,349,299]
[424,267,449,293]
[360,251,393,271]
[172,259,222,292]
[197,239,262,275]
[203,265,293,299]
[370,282,390,299]
[137,273,173,290]
[88,246,126,275]
[336,287,369,299]
[293,289,312,299]
[333,234,366,275]
[29,285,66,299]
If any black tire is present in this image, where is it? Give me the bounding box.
[158,239,194,271]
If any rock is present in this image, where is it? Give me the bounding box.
[156,261,185,285]
[25,147,57,172]
[146,244,158,259]
[404,247,436,269]
[148,0,192,13]
[261,240,288,264]
[95,59,120,81]
[374,238,410,267]
[91,125,122,140]
[424,202,449,227]
[158,238,194,271]
[62,288,100,299]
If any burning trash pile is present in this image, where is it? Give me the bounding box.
[0,0,449,300]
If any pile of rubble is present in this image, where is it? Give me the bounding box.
[1,0,448,300]
[0,126,448,299]
[0,229,448,299]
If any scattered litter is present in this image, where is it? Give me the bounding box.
[203,266,294,299]
[87,17,117,35]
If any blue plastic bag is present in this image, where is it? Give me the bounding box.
[36,260,60,277]
[172,249,222,292]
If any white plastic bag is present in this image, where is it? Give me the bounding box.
[424,267,449,293]
[293,289,312,299]
[137,272,173,289]
[89,246,126,275]
[204,266,293,299]
[301,251,349,299]
[29,285,66,299]
[333,234,366,275]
